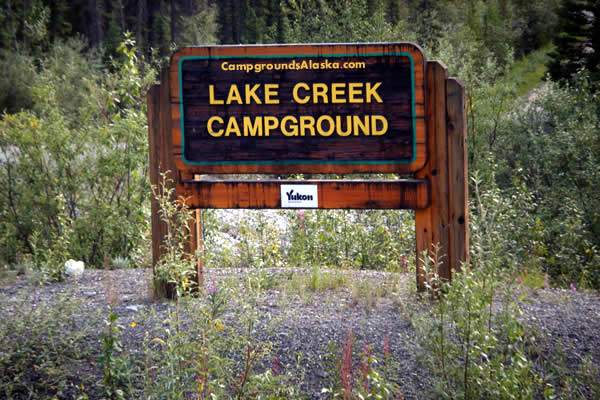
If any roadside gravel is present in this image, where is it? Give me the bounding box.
[2,267,599,399]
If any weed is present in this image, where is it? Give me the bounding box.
[152,172,197,299]
[322,329,403,399]
[0,291,101,398]
[111,256,130,269]
[100,311,135,399]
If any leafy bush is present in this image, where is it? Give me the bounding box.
[494,76,600,287]
[0,37,154,270]
[152,173,197,298]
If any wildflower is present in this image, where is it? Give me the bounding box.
[208,282,217,293]
[297,210,304,216]
[130,321,137,328]
[585,248,592,254]
[214,320,225,330]
[384,333,390,359]
[570,281,576,291]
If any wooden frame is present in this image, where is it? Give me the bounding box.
[147,43,468,294]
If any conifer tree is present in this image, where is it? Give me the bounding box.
[548,0,595,82]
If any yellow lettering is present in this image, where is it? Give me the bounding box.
[281,116,298,136]
[313,83,329,104]
[335,115,352,136]
[371,115,388,135]
[300,116,316,136]
[292,82,310,104]
[226,85,243,105]
[245,84,262,104]
[221,62,229,71]
[209,85,224,105]
[264,84,280,104]
[366,82,383,103]
[264,116,279,136]
[348,83,363,103]
[225,116,241,136]
[353,115,370,136]
[243,116,263,137]
[207,116,224,137]
[331,83,346,104]
[316,115,334,136]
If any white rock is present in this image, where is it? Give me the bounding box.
[64,259,85,276]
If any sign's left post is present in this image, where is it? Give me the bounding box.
[147,71,203,298]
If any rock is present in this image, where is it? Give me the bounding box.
[126,305,144,312]
[64,259,84,277]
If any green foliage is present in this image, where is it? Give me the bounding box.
[177,1,219,47]
[152,173,197,298]
[0,49,35,113]
[414,244,538,399]
[203,210,287,269]
[323,330,402,399]
[0,37,154,270]
[281,0,414,43]
[100,312,135,399]
[139,287,299,399]
[507,44,553,97]
[0,291,102,398]
[547,0,597,83]
[494,76,600,287]
[287,209,414,272]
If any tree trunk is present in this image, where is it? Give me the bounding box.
[137,0,147,51]
[88,0,104,46]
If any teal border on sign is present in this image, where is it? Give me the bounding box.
[178,52,417,166]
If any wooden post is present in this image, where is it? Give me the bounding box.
[446,78,469,275]
[147,70,178,297]
[415,62,469,290]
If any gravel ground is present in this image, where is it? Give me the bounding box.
[1,267,599,399]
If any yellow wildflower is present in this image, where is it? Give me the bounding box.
[130,321,137,328]
[215,320,225,331]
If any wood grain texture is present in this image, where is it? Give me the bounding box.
[168,43,426,174]
[415,61,449,290]
[149,45,469,296]
[177,179,429,210]
[446,78,469,276]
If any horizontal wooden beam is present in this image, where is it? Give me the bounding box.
[177,179,429,209]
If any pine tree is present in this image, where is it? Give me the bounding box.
[548,0,595,82]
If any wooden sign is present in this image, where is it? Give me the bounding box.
[149,43,468,296]
[169,44,426,174]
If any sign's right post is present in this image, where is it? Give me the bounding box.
[415,61,469,289]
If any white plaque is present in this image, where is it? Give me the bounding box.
[280,185,318,208]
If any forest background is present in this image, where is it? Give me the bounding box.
[0,0,599,289]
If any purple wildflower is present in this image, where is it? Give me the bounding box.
[297,210,304,216]
[208,282,217,293]
[570,281,576,291]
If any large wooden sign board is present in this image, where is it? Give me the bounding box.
[147,43,468,293]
